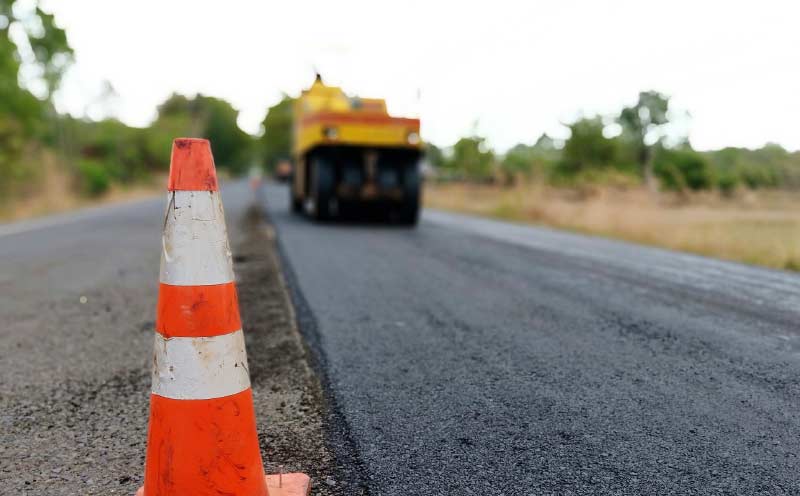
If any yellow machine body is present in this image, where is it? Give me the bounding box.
[290,77,423,224]
[292,78,421,158]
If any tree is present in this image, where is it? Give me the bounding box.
[501,143,535,181]
[425,142,445,169]
[705,143,789,190]
[653,147,713,192]
[501,133,561,183]
[447,135,494,180]
[155,93,254,174]
[0,1,72,99]
[0,1,72,195]
[259,95,294,172]
[532,133,558,153]
[617,91,670,190]
[558,117,617,177]
[0,1,72,133]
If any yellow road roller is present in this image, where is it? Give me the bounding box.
[290,75,423,224]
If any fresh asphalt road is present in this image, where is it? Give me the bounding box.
[2,181,799,495]
[263,182,800,495]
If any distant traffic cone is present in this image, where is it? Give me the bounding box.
[137,138,310,496]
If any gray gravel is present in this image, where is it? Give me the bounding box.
[264,182,800,495]
[0,194,164,495]
[0,182,342,495]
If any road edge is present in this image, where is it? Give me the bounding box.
[259,206,371,495]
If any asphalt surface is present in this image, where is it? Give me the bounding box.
[0,182,341,495]
[1,190,173,494]
[263,182,800,495]
[3,180,799,495]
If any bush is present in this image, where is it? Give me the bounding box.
[442,136,495,181]
[0,118,29,196]
[77,159,111,197]
[716,171,739,196]
[558,117,618,177]
[654,148,713,191]
[552,117,642,188]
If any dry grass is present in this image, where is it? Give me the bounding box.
[0,153,164,223]
[424,181,800,271]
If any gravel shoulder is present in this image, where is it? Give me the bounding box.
[0,186,351,495]
[236,205,357,496]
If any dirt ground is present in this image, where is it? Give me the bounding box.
[425,182,800,271]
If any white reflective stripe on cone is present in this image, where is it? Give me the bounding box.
[160,191,235,286]
[151,330,251,400]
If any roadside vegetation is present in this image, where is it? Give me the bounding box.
[262,87,800,271]
[0,0,301,221]
[425,183,800,271]
[423,92,800,272]
[426,91,800,194]
[0,1,263,220]
[2,2,798,271]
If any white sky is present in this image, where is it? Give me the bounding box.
[42,0,800,152]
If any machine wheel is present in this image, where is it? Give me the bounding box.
[397,161,421,226]
[396,199,419,226]
[290,188,303,213]
[310,156,335,221]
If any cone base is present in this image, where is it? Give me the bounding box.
[266,472,312,496]
[135,473,310,496]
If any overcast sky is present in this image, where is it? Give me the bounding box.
[43,0,800,152]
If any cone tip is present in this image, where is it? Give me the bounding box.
[168,138,219,191]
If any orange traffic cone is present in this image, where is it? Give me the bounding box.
[137,138,310,496]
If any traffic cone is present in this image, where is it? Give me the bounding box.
[137,138,310,496]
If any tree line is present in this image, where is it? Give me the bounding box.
[259,91,800,195]
[2,1,799,207]
[427,91,800,194]
[0,1,258,202]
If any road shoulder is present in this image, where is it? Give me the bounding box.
[235,205,362,496]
